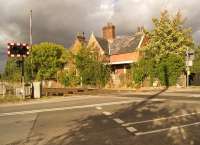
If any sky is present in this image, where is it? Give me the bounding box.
[0,0,200,71]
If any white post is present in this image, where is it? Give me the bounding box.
[2,81,5,97]
[186,47,189,88]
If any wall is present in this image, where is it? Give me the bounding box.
[110,51,141,63]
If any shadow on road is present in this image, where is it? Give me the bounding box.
[8,66,200,145]
[43,65,200,145]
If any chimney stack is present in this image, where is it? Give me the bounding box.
[102,23,115,42]
[137,26,144,33]
[76,32,85,42]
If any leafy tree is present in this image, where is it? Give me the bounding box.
[191,46,200,73]
[144,10,194,61]
[58,70,80,87]
[156,54,184,86]
[3,59,21,82]
[27,42,68,81]
[75,46,110,87]
[132,58,155,86]
[132,11,194,86]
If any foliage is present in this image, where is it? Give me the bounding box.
[75,46,110,87]
[131,58,155,86]
[132,11,193,86]
[156,54,185,86]
[3,59,21,82]
[4,42,68,82]
[144,10,194,61]
[191,46,200,73]
[58,70,80,87]
[27,42,68,81]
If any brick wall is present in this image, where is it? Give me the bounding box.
[110,51,141,63]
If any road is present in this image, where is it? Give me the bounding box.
[1,89,200,145]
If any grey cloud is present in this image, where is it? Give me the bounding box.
[0,0,200,72]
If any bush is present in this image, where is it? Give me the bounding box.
[156,54,184,86]
[131,59,155,86]
[75,46,110,88]
[131,54,184,87]
[58,71,80,87]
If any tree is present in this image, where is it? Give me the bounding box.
[144,10,194,61]
[75,46,110,87]
[156,54,185,86]
[27,42,68,81]
[132,11,194,86]
[191,46,200,73]
[3,59,21,82]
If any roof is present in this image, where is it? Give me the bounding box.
[110,33,143,55]
[92,32,144,55]
[95,37,109,54]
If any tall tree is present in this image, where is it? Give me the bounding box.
[132,11,195,86]
[144,10,194,61]
[27,42,68,80]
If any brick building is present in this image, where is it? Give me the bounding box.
[70,23,148,86]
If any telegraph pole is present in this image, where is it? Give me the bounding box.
[30,10,33,79]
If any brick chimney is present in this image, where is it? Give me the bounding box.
[76,32,85,42]
[102,23,116,42]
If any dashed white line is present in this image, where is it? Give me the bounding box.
[113,118,124,124]
[102,111,112,116]
[135,121,200,136]
[123,111,200,127]
[96,106,103,110]
[126,127,138,133]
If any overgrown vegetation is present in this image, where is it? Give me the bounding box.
[132,11,194,86]
[3,42,68,82]
[192,46,200,73]
[58,46,110,88]
[58,70,80,87]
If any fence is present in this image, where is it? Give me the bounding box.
[0,82,32,97]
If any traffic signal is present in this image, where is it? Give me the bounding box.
[7,42,30,58]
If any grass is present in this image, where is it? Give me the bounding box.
[0,95,23,104]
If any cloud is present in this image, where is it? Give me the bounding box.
[0,0,200,71]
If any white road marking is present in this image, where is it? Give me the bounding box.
[113,118,124,124]
[96,106,102,110]
[102,111,112,116]
[126,127,137,133]
[123,111,200,126]
[0,95,109,108]
[0,100,136,117]
[135,121,200,136]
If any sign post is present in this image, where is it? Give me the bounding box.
[185,49,195,88]
[7,42,30,99]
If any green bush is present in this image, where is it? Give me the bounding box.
[156,54,184,86]
[131,59,155,86]
[131,54,184,86]
[75,46,110,88]
[58,71,80,87]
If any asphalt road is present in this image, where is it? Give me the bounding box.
[1,90,200,145]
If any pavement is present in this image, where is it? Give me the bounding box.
[0,88,200,145]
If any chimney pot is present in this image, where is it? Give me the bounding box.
[102,23,116,42]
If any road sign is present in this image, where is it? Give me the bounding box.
[7,42,30,58]
[186,50,195,61]
[186,60,193,67]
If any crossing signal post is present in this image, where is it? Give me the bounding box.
[185,48,195,88]
[7,42,30,99]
